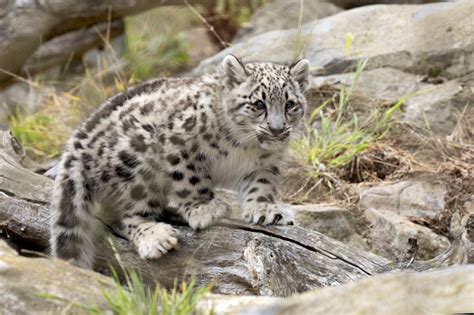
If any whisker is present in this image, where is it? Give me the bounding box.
[239,133,257,145]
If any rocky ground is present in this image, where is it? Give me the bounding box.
[0,0,473,314]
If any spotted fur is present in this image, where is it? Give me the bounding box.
[50,55,310,269]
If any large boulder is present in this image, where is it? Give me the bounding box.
[311,69,474,134]
[364,208,450,260]
[0,240,113,314]
[234,0,343,42]
[402,72,473,134]
[293,204,369,250]
[194,2,474,79]
[359,180,447,221]
[358,179,469,261]
[206,265,474,314]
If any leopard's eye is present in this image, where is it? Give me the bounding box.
[254,100,266,111]
[286,101,297,112]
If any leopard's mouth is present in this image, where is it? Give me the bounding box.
[256,134,290,151]
[257,133,290,143]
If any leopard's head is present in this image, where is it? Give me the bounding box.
[221,55,310,151]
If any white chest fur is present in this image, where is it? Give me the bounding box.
[209,147,261,190]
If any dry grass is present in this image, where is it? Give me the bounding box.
[9,51,132,161]
[286,60,405,203]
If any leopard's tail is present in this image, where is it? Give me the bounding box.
[50,153,98,269]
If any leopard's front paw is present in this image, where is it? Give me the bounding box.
[187,199,231,230]
[242,203,294,226]
[135,222,179,259]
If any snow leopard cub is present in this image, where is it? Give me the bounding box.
[50,55,310,269]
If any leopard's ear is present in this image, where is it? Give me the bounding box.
[289,59,310,92]
[222,55,247,87]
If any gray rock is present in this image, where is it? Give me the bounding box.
[364,208,450,260]
[194,2,474,80]
[292,197,467,266]
[210,265,474,314]
[197,294,280,315]
[293,204,369,250]
[182,27,222,67]
[360,180,447,220]
[403,73,474,134]
[311,67,426,104]
[311,68,474,134]
[0,240,113,314]
[234,0,343,42]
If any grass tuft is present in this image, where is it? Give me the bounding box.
[97,269,209,315]
[39,268,209,315]
[39,240,210,315]
[91,239,211,315]
[9,92,82,160]
[290,59,405,195]
[10,111,62,159]
[97,240,210,315]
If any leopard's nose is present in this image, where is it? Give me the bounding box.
[268,125,285,136]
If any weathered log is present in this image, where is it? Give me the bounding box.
[0,131,469,296]
[22,20,125,76]
[0,0,212,86]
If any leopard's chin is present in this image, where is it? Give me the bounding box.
[258,137,289,151]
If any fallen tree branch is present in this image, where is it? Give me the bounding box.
[22,19,125,76]
[0,0,213,86]
[0,131,469,296]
